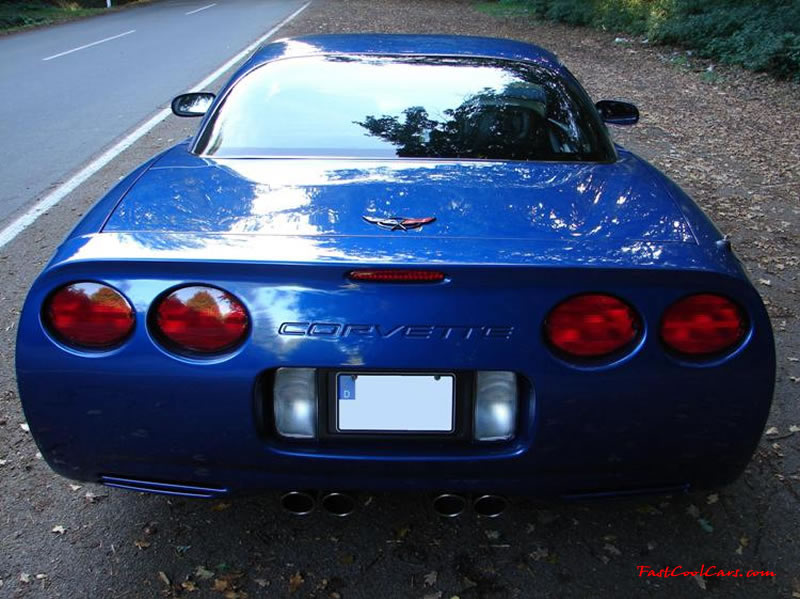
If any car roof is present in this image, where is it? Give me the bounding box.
[249,34,564,72]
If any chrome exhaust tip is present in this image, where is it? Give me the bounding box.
[432,493,467,517]
[473,494,508,518]
[321,492,356,517]
[280,490,316,516]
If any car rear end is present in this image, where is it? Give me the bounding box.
[16,226,774,500]
[15,36,775,501]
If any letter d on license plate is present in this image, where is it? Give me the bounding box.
[336,373,454,432]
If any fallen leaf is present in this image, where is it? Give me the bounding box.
[51,525,66,535]
[735,535,749,555]
[213,579,230,592]
[85,491,107,503]
[686,504,701,518]
[289,572,304,594]
[212,501,232,512]
[254,578,269,587]
[424,570,438,586]
[698,518,714,533]
[69,484,82,492]
[693,574,707,590]
[195,566,215,580]
[636,504,662,515]
[20,572,31,584]
[134,540,151,550]
[706,493,719,505]
[759,278,771,286]
[181,580,198,592]
[790,425,800,433]
[224,591,247,599]
[158,571,171,587]
[529,547,549,561]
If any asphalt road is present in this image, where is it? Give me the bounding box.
[0,0,304,229]
[0,0,798,598]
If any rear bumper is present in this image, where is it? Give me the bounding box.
[17,262,774,499]
[19,355,771,497]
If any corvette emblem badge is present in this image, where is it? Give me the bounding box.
[362,216,436,231]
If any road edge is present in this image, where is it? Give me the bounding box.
[0,0,311,251]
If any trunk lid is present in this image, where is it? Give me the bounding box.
[103,146,695,244]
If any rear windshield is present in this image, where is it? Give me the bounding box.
[196,55,615,162]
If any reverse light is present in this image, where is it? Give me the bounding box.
[661,293,746,356]
[153,285,248,354]
[474,371,517,441]
[45,282,134,349]
[273,368,318,439]
[348,269,445,283]
[544,293,640,358]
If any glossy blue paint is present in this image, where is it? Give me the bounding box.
[16,35,774,498]
[104,145,695,243]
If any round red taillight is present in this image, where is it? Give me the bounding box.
[153,286,248,353]
[545,293,641,358]
[45,282,134,349]
[661,293,746,356]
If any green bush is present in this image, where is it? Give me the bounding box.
[485,0,800,80]
[0,1,142,32]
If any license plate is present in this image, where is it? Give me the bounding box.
[336,373,455,433]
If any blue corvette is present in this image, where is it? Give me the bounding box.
[16,34,774,516]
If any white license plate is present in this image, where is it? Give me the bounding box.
[336,373,455,432]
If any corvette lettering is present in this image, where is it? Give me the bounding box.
[278,322,513,340]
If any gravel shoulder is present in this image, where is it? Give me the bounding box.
[1,1,798,597]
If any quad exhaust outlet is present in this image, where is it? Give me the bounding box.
[431,493,508,518]
[281,491,358,517]
[282,490,507,518]
[280,490,316,516]
[320,492,357,517]
[472,494,508,518]
[431,493,468,517]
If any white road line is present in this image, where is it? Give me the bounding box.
[42,30,136,61]
[186,3,217,15]
[0,1,311,250]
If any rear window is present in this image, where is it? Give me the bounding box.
[196,55,615,162]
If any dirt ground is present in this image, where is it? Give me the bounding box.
[1,0,798,597]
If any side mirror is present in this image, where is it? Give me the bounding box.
[171,92,215,117]
[595,100,639,126]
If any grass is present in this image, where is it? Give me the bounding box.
[476,0,537,19]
